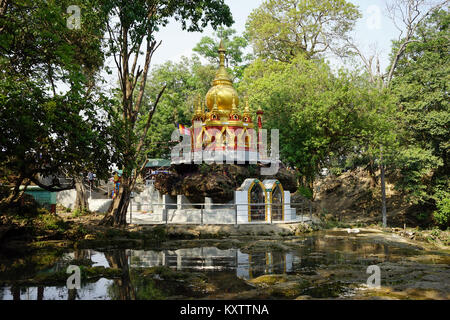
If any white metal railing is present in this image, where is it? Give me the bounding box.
[127,201,314,225]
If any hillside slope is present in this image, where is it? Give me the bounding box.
[313,168,423,227]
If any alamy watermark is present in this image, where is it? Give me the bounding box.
[67,5,81,30]
[366,5,382,30]
[170,126,280,175]
[366,265,381,288]
[66,265,81,290]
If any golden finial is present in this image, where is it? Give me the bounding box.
[196,93,202,113]
[244,95,250,112]
[192,93,205,122]
[218,40,226,68]
[231,96,237,111]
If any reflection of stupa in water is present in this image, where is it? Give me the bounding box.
[127,248,294,280]
[172,41,273,165]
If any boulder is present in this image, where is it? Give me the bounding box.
[153,163,297,203]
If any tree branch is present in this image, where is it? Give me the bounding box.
[29,176,75,192]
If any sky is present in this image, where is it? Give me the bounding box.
[98,0,403,92]
[147,0,400,72]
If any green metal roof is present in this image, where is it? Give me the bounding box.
[145,159,171,168]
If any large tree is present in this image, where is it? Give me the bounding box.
[102,0,233,226]
[390,9,449,227]
[239,55,388,194]
[245,0,361,62]
[0,0,115,209]
[345,0,449,227]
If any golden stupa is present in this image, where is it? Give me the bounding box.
[184,40,265,163]
[204,40,240,122]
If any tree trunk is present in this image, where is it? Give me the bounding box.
[74,175,89,212]
[0,175,27,206]
[11,286,20,300]
[380,151,387,228]
[101,176,131,226]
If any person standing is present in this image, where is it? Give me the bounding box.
[113,172,121,199]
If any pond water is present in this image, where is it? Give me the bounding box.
[1,230,449,300]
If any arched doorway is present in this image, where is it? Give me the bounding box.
[271,183,284,221]
[248,181,266,222]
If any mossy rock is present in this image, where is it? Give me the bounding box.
[241,240,291,253]
[140,266,207,282]
[249,274,289,286]
[270,282,307,298]
[79,266,122,279]
[29,240,74,249]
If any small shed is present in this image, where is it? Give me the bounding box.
[144,159,171,178]
[145,158,171,168]
[22,185,57,213]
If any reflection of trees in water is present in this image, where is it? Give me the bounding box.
[37,286,44,300]
[11,285,20,300]
[66,249,92,300]
[68,288,77,300]
[105,250,136,300]
[106,250,203,300]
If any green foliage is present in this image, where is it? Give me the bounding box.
[246,0,361,61]
[298,185,313,200]
[433,190,450,227]
[104,1,233,221]
[390,9,449,220]
[392,147,441,203]
[151,226,167,241]
[71,209,88,218]
[193,27,252,80]
[37,211,69,233]
[141,56,216,159]
[0,0,116,199]
[199,163,210,175]
[239,54,388,185]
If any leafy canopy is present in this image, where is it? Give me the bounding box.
[246,0,361,62]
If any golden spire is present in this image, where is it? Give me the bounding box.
[218,39,226,68]
[229,96,243,123]
[242,95,253,126]
[244,95,250,113]
[196,94,202,113]
[231,96,237,112]
[204,40,239,114]
[192,93,204,122]
[213,39,231,84]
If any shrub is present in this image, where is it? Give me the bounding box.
[71,209,89,218]
[38,212,69,232]
[433,194,450,228]
[298,185,313,199]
